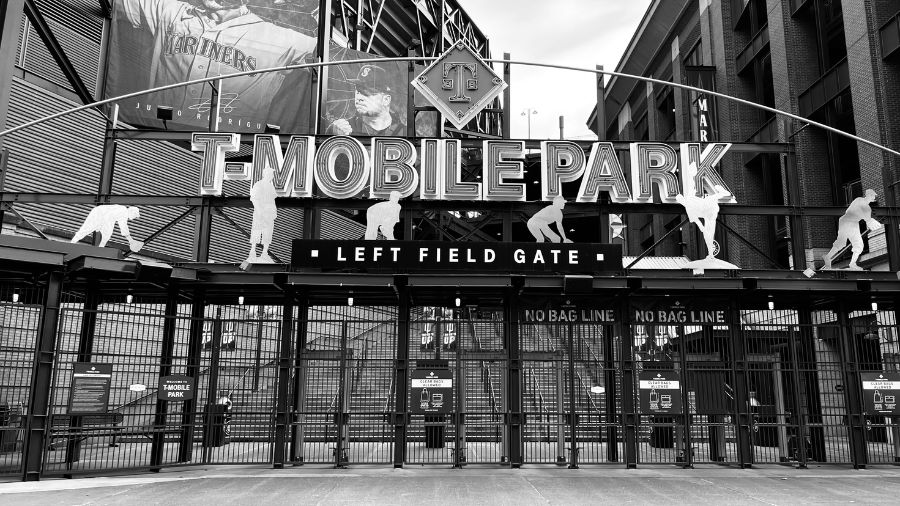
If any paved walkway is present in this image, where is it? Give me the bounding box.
[3,465,900,505]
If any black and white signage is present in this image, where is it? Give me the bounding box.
[410,368,454,414]
[68,363,113,415]
[522,307,615,324]
[633,305,725,324]
[861,372,900,416]
[158,375,195,401]
[292,240,621,274]
[639,370,682,414]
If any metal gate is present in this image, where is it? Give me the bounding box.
[291,306,396,466]
[405,306,507,466]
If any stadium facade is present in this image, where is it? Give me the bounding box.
[0,0,900,481]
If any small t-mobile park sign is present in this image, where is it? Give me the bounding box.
[410,368,454,414]
[292,240,621,274]
[861,372,900,415]
[158,375,195,401]
[639,370,682,415]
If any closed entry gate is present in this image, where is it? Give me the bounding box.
[406,306,507,466]
[292,306,397,466]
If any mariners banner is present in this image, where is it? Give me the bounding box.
[107,0,433,134]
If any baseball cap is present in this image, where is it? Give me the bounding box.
[351,64,392,95]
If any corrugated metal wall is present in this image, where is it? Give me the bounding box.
[2,0,369,263]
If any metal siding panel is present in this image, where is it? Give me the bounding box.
[21,19,99,92]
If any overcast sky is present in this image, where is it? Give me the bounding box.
[457,0,652,140]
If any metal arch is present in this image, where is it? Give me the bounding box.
[1,56,898,160]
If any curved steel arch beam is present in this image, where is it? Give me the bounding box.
[1,56,897,159]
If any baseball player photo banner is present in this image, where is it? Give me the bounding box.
[107,0,320,133]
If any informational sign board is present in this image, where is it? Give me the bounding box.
[861,372,900,416]
[292,240,622,275]
[158,375,195,401]
[410,368,454,414]
[639,370,682,415]
[68,363,113,415]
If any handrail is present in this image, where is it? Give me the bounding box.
[576,372,603,416]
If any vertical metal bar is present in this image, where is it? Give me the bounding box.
[92,138,117,247]
[178,289,205,464]
[193,200,213,263]
[837,301,868,469]
[393,279,409,467]
[65,280,100,469]
[728,301,753,468]
[315,0,333,134]
[273,290,296,468]
[202,307,223,464]
[253,310,264,391]
[0,0,25,144]
[787,324,809,468]
[596,65,610,244]
[676,324,692,468]
[407,43,416,138]
[150,282,179,469]
[566,323,578,468]
[503,53,511,140]
[0,148,9,231]
[603,322,618,462]
[555,355,565,463]
[290,293,309,464]
[506,282,523,467]
[209,78,221,132]
[334,319,349,468]
[783,153,806,270]
[22,270,63,481]
[617,296,637,468]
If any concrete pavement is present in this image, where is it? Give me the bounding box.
[2,465,900,505]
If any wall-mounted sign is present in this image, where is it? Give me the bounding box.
[633,304,726,325]
[410,368,454,414]
[68,363,113,415]
[193,134,735,205]
[158,375,195,401]
[291,240,622,274]
[639,370,682,414]
[522,308,616,324]
[861,372,900,415]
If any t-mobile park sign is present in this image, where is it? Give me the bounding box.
[191,134,735,203]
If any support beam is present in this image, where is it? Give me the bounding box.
[505,279,523,467]
[0,0,25,146]
[150,282,179,469]
[392,277,409,467]
[23,0,94,105]
[273,289,296,468]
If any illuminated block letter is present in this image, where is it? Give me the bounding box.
[679,142,735,202]
[419,139,442,200]
[251,135,314,197]
[577,142,631,203]
[483,140,526,202]
[541,141,585,200]
[442,139,481,200]
[193,132,240,196]
[371,138,419,199]
[630,142,680,203]
[314,136,370,199]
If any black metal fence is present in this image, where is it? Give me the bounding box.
[4,286,900,479]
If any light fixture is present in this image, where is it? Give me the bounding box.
[872,301,878,312]
[455,294,461,307]
[126,293,134,304]
[12,292,19,303]
[238,295,245,305]
[348,292,354,306]
[767,296,774,311]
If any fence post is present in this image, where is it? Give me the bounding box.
[290,293,309,463]
[150,281,179,470]
[392,278,409,467]
[178,289,205,463]
[617,297,637,468]
[728,301,753,468]
[22,270,63,481]
[506,280,523,467]
[273,289,296,468]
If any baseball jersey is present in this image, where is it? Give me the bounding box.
[116,0,316,130]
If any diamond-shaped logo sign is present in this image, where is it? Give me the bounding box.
[412,40,507,130]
